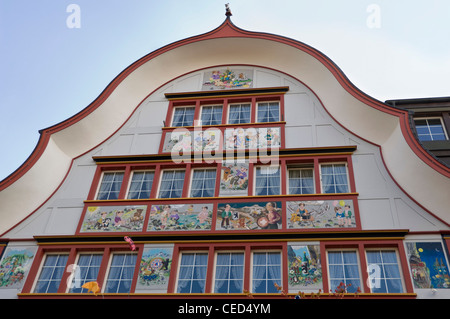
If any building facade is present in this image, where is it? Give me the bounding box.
[1,15,450,299]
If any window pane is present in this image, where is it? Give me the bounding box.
[159,170,185,198]
[321,164,349,194]
[127,171,154,199]
[328,250,361,293]
[288,168,314,194]
[70,254,103,293]
[414,118,448,141]
[201,105,223,125]
[228,104,251,124]
[172,107,195,126]
[252,252,281,293]
[257,102,279,122]
[214,252,244,293]
[190,169,216,197]
[255,166,280,196]
[97,172,124,200]
[34,254,69,293]
[104,253,137,293]
[366,250,403,293]
[177,253,208,293]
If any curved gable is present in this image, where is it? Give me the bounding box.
[0,16,448,235]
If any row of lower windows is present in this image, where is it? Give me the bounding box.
[30,245,405,295]
[94,163,350,200]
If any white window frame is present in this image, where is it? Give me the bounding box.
[102,252,138,294]
[414,116,449,141]
[125,169,155,199]
[365,248,405,294]
[171,106,196,127]
[157,168,186,198]
[175,251,209,294]
[66,252,104,293]
[188,168,217,198]
[32,252,70,293]
[319,162,350,194]
[199,104,223,126]
[250,250,283,294]
[256,101,280,123]
[253,165,281,196]
[326,248,362,293]
[287,166,315,195]
[227,102,252,124]
[95,170,125,200]
[212,250,246,294]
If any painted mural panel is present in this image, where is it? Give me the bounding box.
[216,201,282,230]
[147,203,213,231]
[286,200,356,229]
[406,241,450,289]
[162,129,220,153]
[136,244,173,292]
[224,127,281,150]
[202,68,253,90]
[80,205,146,232]
[219,161,249,197]
[0,246,37,289]
[287,244,322,291]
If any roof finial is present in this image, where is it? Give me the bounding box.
[225,3,232,17]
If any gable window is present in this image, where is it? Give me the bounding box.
[190,169,216,197]
[288,167,314,195]
[320,163,349,194]
[104,253,137,293]
[252,251,282,293]
[96,172,124,200]
[127,170,154,199]
[201,105,223,126]
[414,117,448,141]
[255,166,281,196]
[172,106,195,127]
[69,253,103,293]
[214,252,245,293]
[34,254,69,293]
[158,170,185,198]
[176,252,209,293]
[228,103,251,124]
[257,102,280,123]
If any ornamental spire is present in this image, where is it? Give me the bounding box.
[225,3,232,17]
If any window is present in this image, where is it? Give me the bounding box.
[201,105,223,125]
[127,171,154,199]
[414,118,448,141]
[104,253,137,293]
[252,251,282,293]
[320,163,349,194]
[288,167,314,194]
[257,102,280,122]
[34,254,69,293]
[69,254,103,293]
[214,252,245,293]
[172,106,195,127]
[190,169,216,197]
[177,252,208,293]
[228,103,251,124]
[327,250,361,293]
[158,170,185,198]
[97,172,124,200]
[255,166,281,196]
[366,250,403,293]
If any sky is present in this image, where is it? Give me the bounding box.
[0,0,449,182]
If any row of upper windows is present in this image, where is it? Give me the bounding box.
[94,162,351,201]
[169,101,281,127]
[29,245,407,295]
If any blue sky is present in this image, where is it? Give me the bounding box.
[1,0,449,181]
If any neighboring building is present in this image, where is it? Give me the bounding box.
[1,12,449,300]
[385,97,450,167]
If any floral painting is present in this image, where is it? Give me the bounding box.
[147,203,213,231]
[136,245,173,292]
[80,205,147,232]
[406,241,450,289]
[202,68,253,90]
[0,246,37,289]
[286,200,356,229]
[287,244,322,290]
[216,201,282,230]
